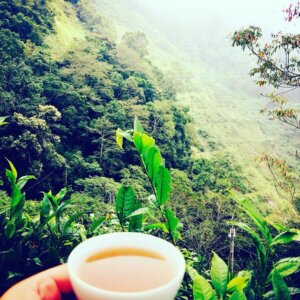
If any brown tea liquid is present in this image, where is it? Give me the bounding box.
[79,247,176,292]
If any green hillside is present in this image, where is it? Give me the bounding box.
[90,0,300,217]
[1,0,300,298]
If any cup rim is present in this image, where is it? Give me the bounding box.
[68,232,186,297]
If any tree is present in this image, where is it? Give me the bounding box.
[231,26,300,130]
[285,2,300,22]
[122,31,149,58]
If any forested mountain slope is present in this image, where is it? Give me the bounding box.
[1,0,300,296]
[90,0,300,215]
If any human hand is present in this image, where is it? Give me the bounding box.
[1,264,75,300]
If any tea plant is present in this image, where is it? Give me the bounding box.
[232,198,300,299]
[0,162,84,293]
[187,252,250,300]
[115,117,182,244]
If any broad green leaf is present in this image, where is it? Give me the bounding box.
[133,132,155,156]
[272,268,290,300]
[271,230,300,246]
[165,209,180,244]
[134,116,145,133]
[144,146,163,184]
[237,198,271,244]
[141,134,155,157]
[40,196,51,223]
[115,185,135,226]
[155,166,171,207]
[17,175,36,190]
[193,274,217,300]
[229,291,247,300]
[133,131,143,154]
[5,221,16,239]
[227,277,248,292]
[5,169,16,187]
[6,159,17,179]
[11,193,25,217]
[186,265,200,281]
[210,252,229,299]
[128,202,143,232]
[89,217,105,233]
[267,257,300,283]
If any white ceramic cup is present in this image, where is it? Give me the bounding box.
[68,232,186,300]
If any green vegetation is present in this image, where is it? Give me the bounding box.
[0,0,300,299]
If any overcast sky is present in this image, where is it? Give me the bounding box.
[141,0,299,33]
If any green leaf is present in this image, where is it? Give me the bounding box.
[228,291,247,300]
[133,132,155,155]
[227,277,248,292]
[40,195,51,224]
[267,257,300,283]
[116,128,124,149]
[186,265,200,282]
[237,198,271,244]
[116,185,135,226]
[272,268,290,300]
[271,230,300,246]
[144,146,163,184]
[5,170,16,187]
[11,193,25,217]
[268,222,287,232]
[5,221,16,239]
[155,166,171,207]
[134,116,145,133]
[165,209,180,244]
[17,175,36,190]
[193,274,217,300]
[210,252,229,299]
[89,216,105,233]
[55,188,67,203]
[116,128,133,149]
[6,159,17,179]
[129,202,143,232]
[133,131,143,154]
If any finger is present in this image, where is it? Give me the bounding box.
[44,264,73,294]
[1,264,73,300]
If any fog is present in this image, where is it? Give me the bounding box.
[93,0,299,73]
[132,0,299,65]
[140,0,298,33]
[91,0,299,164]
